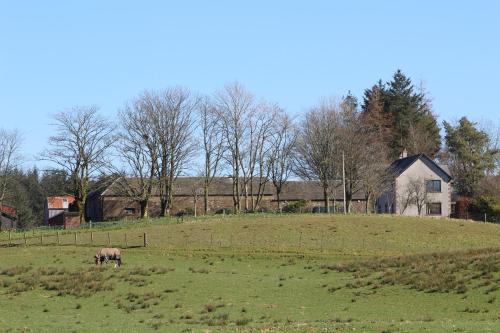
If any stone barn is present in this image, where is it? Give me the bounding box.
[85,177,367,221]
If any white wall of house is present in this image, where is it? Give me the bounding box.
[395,159,451,217]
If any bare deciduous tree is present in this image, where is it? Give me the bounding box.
[396,184,414,214]
[214,82,254,213]
[242,102,279,211]
[198,97,225,214]
[0,129,22,208]
[149,88,198,216]
[395,177,428,215]
[338,97,366,212]
[41,106,115,223]
[268,112,297,211]
[117,94,159,218]
[407,177,428,216]
[295,99,341,212]
[359,145,392,214]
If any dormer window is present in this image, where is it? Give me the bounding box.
[426,180,441,193]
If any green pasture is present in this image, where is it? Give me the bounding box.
[0,214,499,332]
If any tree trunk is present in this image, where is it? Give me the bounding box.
[166,186,173,216]
[194,192,197,217]
[276,188,281,211]
[77,199,85,224]
[233,168,239,214]
[365,194,370,214]
[323,187,329,213]
[160,198,167,217]
[244,182,249,212]
[204,185,209,214]
[346,190,352,213]
[140,199,149,219]
[250,177,254,212]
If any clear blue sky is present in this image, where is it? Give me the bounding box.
[1,1,499,167]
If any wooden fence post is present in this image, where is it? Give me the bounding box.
[8,230,11,246]
[143,233,147,247]
[24,232,27,246]
[40,234,43,245]
[107,232,110,246]
[90,232,93,246]
[74,233,77,245]
[125,233,127,248]
[57,232,60,245]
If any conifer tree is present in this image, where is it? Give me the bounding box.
[362,70,441,159]
[443,117,498,197]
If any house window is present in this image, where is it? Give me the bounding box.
[124,208,136,215]
[426,180,441,193]
[427,202,442,215]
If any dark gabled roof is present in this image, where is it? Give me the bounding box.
[98,177,367,201]
[390,154,452,183]
[278,181,366,201]
[101,177,275,197]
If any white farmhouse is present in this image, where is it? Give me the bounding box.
[377,151,453,217]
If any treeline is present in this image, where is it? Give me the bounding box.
[1,70,499,226]
[0,168,73,229]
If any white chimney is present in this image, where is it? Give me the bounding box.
[400,148,408,159]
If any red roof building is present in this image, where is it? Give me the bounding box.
[0,204,17,230]
[44,195,80,229]
[0,204,17,218]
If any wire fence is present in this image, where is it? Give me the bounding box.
[0,230,147,249]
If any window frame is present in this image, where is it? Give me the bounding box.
[425,179,442,193]
[426,202,442,215]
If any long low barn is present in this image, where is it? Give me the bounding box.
[85,177,367,222]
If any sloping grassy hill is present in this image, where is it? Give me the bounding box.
[3,214,500,255]
[0,214,499,332]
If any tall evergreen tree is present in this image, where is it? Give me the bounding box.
[40,169,72,196]
[5,168,45,228]
[362,70,441,159]
[361,80,393,147]
[443,117,498,197]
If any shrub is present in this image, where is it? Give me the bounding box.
[312,206,336,213]
[183,207,195,216]
[215,207,233,215]
[469,195,500,222]
[283,200,309,213]
[256,205,274,213]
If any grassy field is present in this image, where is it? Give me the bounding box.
[0,214,499,332]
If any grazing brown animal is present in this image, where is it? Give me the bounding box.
[95,248,122,268]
